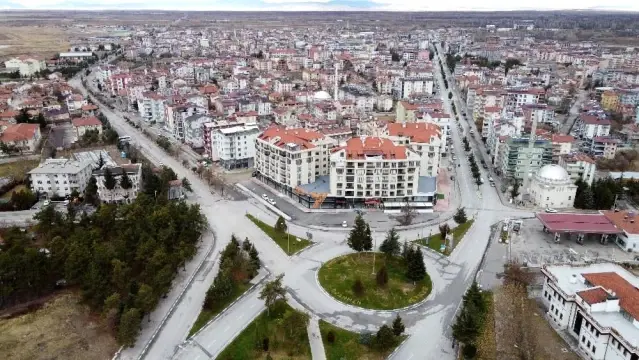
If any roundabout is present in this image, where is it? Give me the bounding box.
[317,252,432,310]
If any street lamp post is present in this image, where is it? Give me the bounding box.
[372,231,376,275]
[287,231,290,255]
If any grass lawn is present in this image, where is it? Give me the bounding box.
[188,282,250,337]
[414,220,474,254]
[476,292,496,360]
[246,214,312,255]
[319,320,402,360]
[217,300,311,360]
[0,160,40,182]
[0,184,28,200]
[317,253,431,310]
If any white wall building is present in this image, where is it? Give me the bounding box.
[28,158,93,198]
[212,124,260,170]
[529,164,578,209]
[384,122,442,177]
[541,263,639,360]
[395,77,434,99]
[559,153,597,186]
[4,56,46,76]
[93,164,142,204]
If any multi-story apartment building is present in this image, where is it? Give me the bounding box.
[384,122,441,177]
[551,134,574,164]
[579,115,611,140]
[472,89,506,121]
[212,124,260,170]
[164,103,208,141]
[558,153,597,186]
[541,263,639,360]
[498,137,553,181]
[505,88,544,110]
[3,56,46,76]
[329,136,420,200]
[28,158,93,198]
[137,92,166,123]
[93,164,142,204]
[590,136,619,159]
[523,103,556,125]
[254,127,337,190]
[394,77,434,99]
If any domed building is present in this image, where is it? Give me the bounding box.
[529,164,577,209]
[313,90,332,102]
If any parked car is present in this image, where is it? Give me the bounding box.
[262,194,269,200]
[43,200,51,206]
[545,208,558,213]
[268,198,276,206]
[342,221,348,228]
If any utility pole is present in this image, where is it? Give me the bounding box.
[372,230,376,275]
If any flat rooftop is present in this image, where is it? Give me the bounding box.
[299,175,330,194]
[536,212,621,234]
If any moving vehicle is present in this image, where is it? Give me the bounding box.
[342,221,348,228]
[262,194,269,200]
[545,208,558,213]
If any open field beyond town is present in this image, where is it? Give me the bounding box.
[0,292,118,360]
[0,26,69,59]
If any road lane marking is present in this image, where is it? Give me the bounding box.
[407,354,413,360]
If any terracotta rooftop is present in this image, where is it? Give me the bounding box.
[258,127,324,150]
[603,210,639,235]
[72,116,102,127]
[577,287,610,305]
[387,122,441,144]
[344,136,407,160]
[552,134,575,143]
[0,123,39,143]
[582,272,639,320]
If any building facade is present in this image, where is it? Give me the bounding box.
[28,158,93,198]
[213,124,260,170]
[93,164,142,204]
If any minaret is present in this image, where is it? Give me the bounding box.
[334,66,339,101]
[521,115,538,195]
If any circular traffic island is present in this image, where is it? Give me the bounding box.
[317,252,432,310]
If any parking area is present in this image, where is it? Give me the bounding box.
[49,123,75,149]
[240,179,440,229]
[509,218,635,266]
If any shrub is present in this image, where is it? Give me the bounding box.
[352,278,365,297]
[358,331,373,345]
[376,266,389,287]
[327,330,336,344]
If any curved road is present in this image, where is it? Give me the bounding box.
[54,59,533,360]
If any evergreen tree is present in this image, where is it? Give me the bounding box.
[510,181,520,199]
[375,324,397,350]
[352,278,365,297]
[274,216,287,233]
[84,176,99,205]
[463,281,486,314]
[118,307,142,347]
[392,314,405,336]
[249,245,260,275]
[103,168,117,190]
[575,185,595,209]
[363,223,373,251]
[452,305,481,345]
[376,266,388,287]
[401,240,410,262]
[406,247,427,283]
[97,153,105,169]
[242,237,252,252]
[347,214,367,253]
[380,228,400,257]
[181,177,192,192]
[120,171,133,189]
[453,207,467,224]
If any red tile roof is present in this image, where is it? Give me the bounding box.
[0,123,39,143]
[577,287,609,305]
[551,134,574,143]
[582,272,639,319]
[72,116,101,127]
[387,122,441,144]
[344,137,407,160]
[535,212,620,234]
[258,126,324,150]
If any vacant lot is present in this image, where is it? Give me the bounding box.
[0,26,69,58]
[0,159,40,182]
[0,292,118,360]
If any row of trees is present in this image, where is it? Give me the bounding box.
[468,153,482,186]
[452,281,488,358]
[1,194,207,347]
[203,236,260,315]
[573,177,619,210]
[378,227,427,283]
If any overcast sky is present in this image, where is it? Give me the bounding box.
[2,0,639,11]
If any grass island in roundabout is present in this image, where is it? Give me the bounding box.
[318,252,432,310]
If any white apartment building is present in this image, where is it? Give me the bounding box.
[559,153,597,186]
[384,122,442,177]
[418,111,451,154]
[137,92,166,123]
[28,158,93,198]
[580,115,612,140]
[212,124,260,170]
[183,115,212,149]
[4,56,46,76]
[505,88,544,109]
[93,164,142,204]
[329,136,422,203]
[395,77,435,99]
[541,263,639,360]
[254,127,337,189]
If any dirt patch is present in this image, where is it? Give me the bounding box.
[0,292,118,360]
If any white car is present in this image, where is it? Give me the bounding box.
[545,208,558,213]
[268,199,276,206]
[43,199,51,206]
[63,199,70,206]
[342,221,348,228]
[262,194,269,200]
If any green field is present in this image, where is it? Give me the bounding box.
[246,214,312,255]
[415,220,474,254]
[1,184,28,200]
[318,253,431,310]
[319,320,403,360]
[217,301,311,360]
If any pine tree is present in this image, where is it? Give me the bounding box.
[380,228,400,257]
[452,305,481,345]
[274,216,287,233]
[84,176,99,205]
[352,278,365,297]
[392,314,405,336]
[97,153,105,169]
[363,223,373,251]
[463,281,486,314]
[406,247,427,283]
[103,168,117,190]
[453,207,467,224]
[117,307,142,347]
[249,245,260,275]
[375,324,397,350]
[120,171,133,189]
[347,214,367,253]
[242,237,252,252]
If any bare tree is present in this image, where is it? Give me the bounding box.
[495,284,538,360]
[397,198,416,226]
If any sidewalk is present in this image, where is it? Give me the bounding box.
[307,316,327,360]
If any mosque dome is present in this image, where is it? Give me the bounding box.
[313,90,332,101]
[535,164,570,183]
